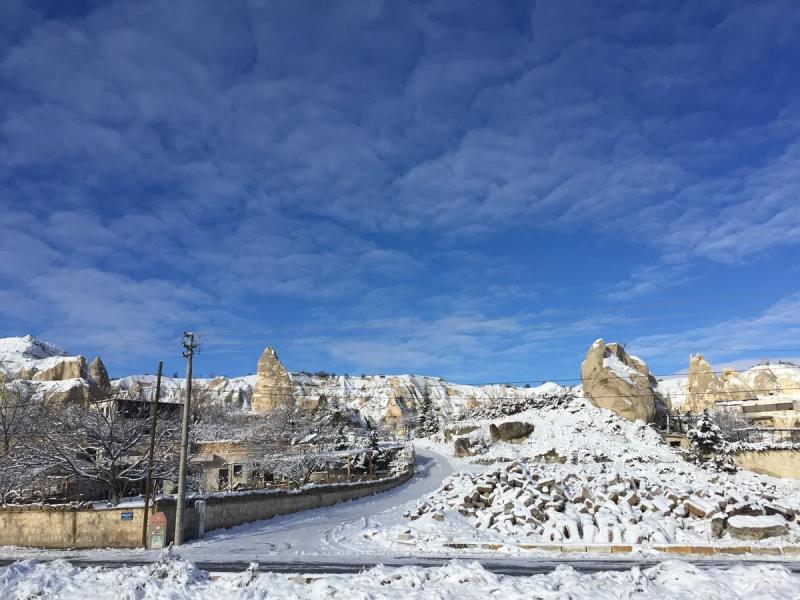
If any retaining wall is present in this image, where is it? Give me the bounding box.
[0,504,144,549]
[734,449,800,479]
[0,470,413,549]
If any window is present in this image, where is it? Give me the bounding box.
[232,464,243,478]
[218,468,229,488]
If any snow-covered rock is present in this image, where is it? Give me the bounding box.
[581,339,663,422]
[0,335,82,380]
[727,514,788,540]
[411,460,800,546]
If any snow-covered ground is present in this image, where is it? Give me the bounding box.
[0,445,457,564]
[334,395,800,556]
[1,551,798,599]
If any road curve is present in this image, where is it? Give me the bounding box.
[175,444,455,562]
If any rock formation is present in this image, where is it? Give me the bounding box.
[88,357,111,390]
[250,347,293,413]
[687,354,770,410]
[686,353,724,412]
[580,339,659,422]
[30,356,86,381]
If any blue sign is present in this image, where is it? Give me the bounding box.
[121,511,134,521]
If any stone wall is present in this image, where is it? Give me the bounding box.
[199,472,412,534]
[0,469,413,549]
[734,449,800,479]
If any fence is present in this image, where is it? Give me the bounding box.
[728,428,800,445]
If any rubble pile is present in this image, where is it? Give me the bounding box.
[457,391,574,421]
[408,462,800,544]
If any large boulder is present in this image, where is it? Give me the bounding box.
[580,340,657,422]
[453,437,473,457]
[251,347,293,413]
[727,514,788,540]
[489,421,534,442]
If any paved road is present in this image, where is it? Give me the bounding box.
[2,556,799,575]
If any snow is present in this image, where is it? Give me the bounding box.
[0,335,71,378]
[451,392,679,465]
[728,515,787,529]
[1,552,799,599]
[603,354,638,384]
[113,371,572,423]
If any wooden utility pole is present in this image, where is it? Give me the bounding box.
[175,332,196,546]
[141,361,163,547]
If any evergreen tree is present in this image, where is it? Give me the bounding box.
[332,422,350,451]
[417,393,440,437]
[366,429,389,470]
[688,410,724,456]
[687,410,736,472]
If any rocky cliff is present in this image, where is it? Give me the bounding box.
[0,335,101,404]
[111,347,570,428]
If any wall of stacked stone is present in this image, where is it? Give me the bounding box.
[0,468,414,549]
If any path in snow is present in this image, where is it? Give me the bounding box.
[176,445,455,562]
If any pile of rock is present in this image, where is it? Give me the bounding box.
[457,392,572,421]
[409,462,799,544]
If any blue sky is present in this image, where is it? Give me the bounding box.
[1,0,799,382]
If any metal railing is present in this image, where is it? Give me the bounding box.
[728,428,800,445]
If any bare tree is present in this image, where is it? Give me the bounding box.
[710,408,752,441]
[32,402,180,505]
[246,452,327,489]
[0,378,50,504]
[0,378,43,455]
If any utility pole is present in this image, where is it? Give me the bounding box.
[141,361,163,547]
[175,332,196,546]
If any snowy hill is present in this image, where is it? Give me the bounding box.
[0,335,74,379]
[112,371,568,428]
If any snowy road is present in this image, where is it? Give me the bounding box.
[174,444,456,562]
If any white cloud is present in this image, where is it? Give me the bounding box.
[628,291,800,369]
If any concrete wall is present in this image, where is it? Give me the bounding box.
[734,449,800,479]
[0,470,412,549]
[0,505,145,549]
